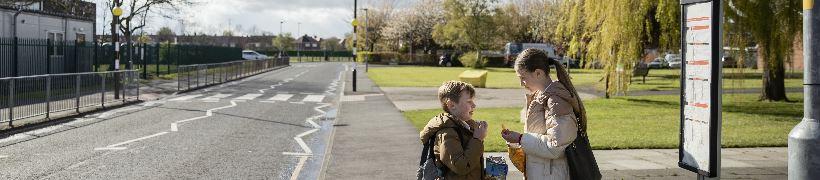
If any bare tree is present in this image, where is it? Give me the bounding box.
[106,0,193,68]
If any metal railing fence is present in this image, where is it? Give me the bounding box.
[177,57,290,92]
[0,70,140,126]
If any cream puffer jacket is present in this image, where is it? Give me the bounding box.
[519,82,580,180]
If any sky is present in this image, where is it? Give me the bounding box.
[92,0,394,39]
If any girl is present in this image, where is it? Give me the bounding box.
[501,49,589,180]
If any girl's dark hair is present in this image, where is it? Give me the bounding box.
[514,48,589,133]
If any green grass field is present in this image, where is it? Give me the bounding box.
[369,66,804,91]
[404,93,803,152]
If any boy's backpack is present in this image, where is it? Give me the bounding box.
[416,127,464,180]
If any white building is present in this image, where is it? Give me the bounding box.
[0,1,95,42]
[0,1,96,77]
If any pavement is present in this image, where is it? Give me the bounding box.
[324,63,788,180]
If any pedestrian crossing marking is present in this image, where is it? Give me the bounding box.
[302,95,325,102]
[269,94,294,101]
[202,94,232,101]
[170,94,203,101]
[234,94,263,100]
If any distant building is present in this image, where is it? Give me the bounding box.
[98,34,279,51]
[0,0,95,42]
[295,34,322,51]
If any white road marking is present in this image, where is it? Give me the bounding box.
[94,131,169,151]
[234,94,263,100]
[171,101,238,131]
[289,157,309,180]
[302,95,325,103]
[93,147,127,151]
[0,155,8,159]
[201,94,232,102]
[286,65,346,180]
[170,94,203,101]
[268,94,294,101]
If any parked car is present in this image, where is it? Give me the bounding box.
[648,58,669,69]
[666,54,682,68]
[242,50,269,60]
[504,43,561,66]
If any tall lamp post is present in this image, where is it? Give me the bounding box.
[279,20,284,57]
[297,22,301,62]
[363,8,368,72]
[112,1,123,99]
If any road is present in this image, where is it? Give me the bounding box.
[0,62,349,179]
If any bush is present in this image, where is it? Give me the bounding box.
[459,51,487,69]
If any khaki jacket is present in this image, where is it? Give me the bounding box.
[419,113,484,180]
[519,82,579,180]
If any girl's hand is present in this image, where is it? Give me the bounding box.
[501,129,522,143]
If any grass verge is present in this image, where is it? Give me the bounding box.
[404,93,803,152]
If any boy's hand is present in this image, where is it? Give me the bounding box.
[473,121,488,141]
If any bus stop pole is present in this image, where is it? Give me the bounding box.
[788,0,820,179]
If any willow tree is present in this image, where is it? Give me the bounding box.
[554,0,666,97]
[724,0,801,101]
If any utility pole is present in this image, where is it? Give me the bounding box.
[353,0,357,63]
[112,0,123,99]
[279,20,284,57]
[298,22,301,62]
[364,8,368,72]
[789,0,820,179]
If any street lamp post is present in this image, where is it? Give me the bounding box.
[279,20,284,57]
[298,22,301,62]
[112,0,123,99]
[363,8,368,72]
[789,0,820,179]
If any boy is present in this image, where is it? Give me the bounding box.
[419,81,488,179]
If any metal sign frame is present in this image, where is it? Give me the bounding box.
[679,0,722,178]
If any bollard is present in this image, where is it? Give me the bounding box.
[353,68,357,92]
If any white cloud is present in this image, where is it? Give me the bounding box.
[94,0,365,39]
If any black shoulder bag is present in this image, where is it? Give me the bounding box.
[565,121,602,180]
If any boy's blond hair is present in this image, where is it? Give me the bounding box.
[437,81,475,113]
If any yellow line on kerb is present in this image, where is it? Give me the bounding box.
[807,0,815,10]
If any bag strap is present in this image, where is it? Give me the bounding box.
[419,127,465,167]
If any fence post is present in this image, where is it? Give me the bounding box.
[75,74,80,113]
[196,66,200,87]
[94,40,99,72]
[46,39,52,74]
[8,79,14,126]
[12,37,18,77]
[156,43,160,78]
[142,43,147,79]
[101,74,105,108]
[166,43,171,75]
[46,75,51,119]
[74,40,79,73]
[123,71,127,103]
